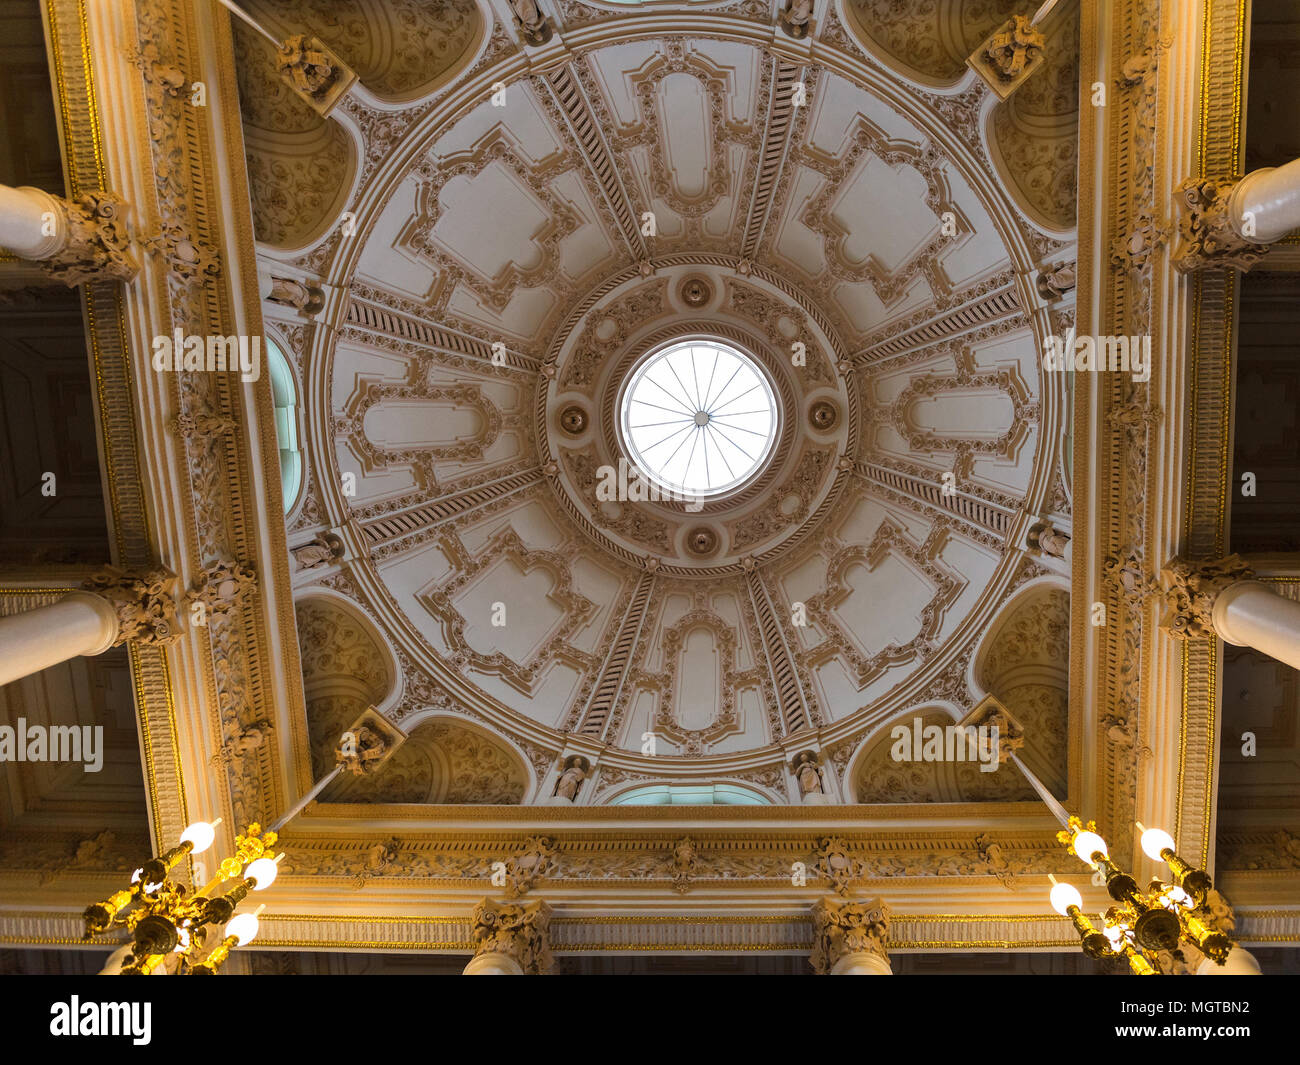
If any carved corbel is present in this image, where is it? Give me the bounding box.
[967,15,1046,99]
[276,35,357,116]
[335,708,406,777]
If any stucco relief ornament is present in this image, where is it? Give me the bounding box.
[671,836,698,894]
[277,35,340,99]
[813,836,866,897]
[1172,176,1268,273]
[40,191,138,287]
[186,559,256,620]
[502,836,559,898]
[1160,554,1254,640]
[334,725,389,777]
[145,220,221,283]
[1103,548,1156,603]
[172,401,234,440]
[352,838,402,888]
[982,15,1045,81]
[210,719,271,767]
[1111,210,1171,271]
[973,834,1019,889]
[809,896,890,975]
[83,566,181,646]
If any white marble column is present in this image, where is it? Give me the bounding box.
[0,184,67,259]
[0,182,136,285]
[1175,158,1300,271]
[1211,581,1300,672]
[0,593,120,688]
[1163,556,1300,672]
[1228,158,1300,244]
[0,568,178,687]
[828,950,893,975]
[462,951,524,975]
[1197,945,1262,976]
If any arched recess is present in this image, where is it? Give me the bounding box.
[295,592,399,778]
[847,702,1034,803]
[232,22,358,251]
[971,578,1071,796]
[837,0,1024,89]
[329,713,531,805]
[985,1,1080,233]
[241,0,487,103]
[266,333,303,514]
[601,780,777,806]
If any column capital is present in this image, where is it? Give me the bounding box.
[810,896,891,975]
[1159,554,1255,640]
[468,898,553,975]
[1172,175,1268,273]
[82,566,181,646]
[40,190,139,287]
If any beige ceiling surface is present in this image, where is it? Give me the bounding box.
[243,3,1079,801]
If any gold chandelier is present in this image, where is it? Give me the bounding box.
[82,819,280,974]
[1049,817,1232,975]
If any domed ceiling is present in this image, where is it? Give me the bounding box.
[246,0,1080,804]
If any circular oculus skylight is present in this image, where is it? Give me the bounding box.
[619,339,779,500]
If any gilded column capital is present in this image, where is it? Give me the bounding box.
[82,566,181,646]
[469,898,553,975]
[1159,554,1255,640]
[1172,176,1267,273]
[40,190,138,287]
[810,896,891,975]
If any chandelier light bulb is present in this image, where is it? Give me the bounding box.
[224,912,260,946]
[1050,881,1083,915]
[244,857,279,889]
[1072,830,1108,865]
[1140,826,1177,861]
[179,820,218,855]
